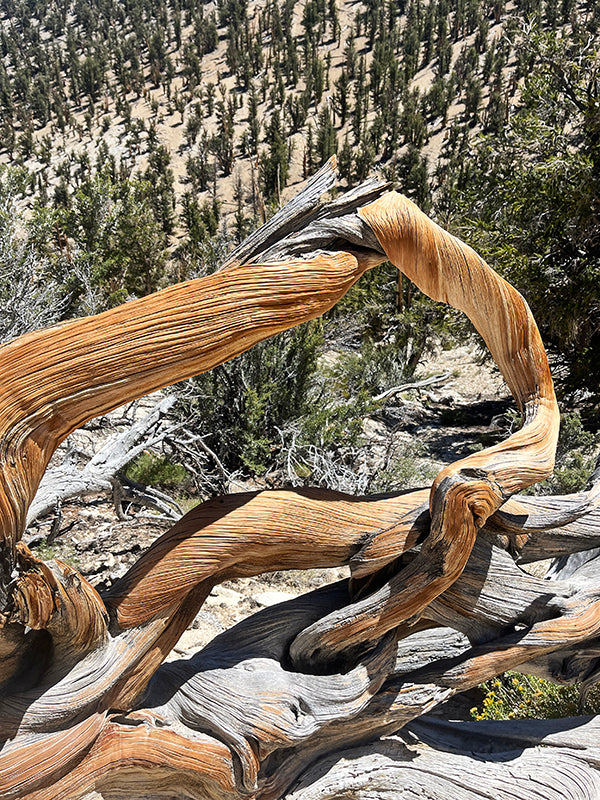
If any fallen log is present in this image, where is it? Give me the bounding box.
[1,159,598,800]
[25,394,180,529]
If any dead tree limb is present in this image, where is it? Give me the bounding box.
[372,371,452,402]
[25,394,179,528]
[0,159,598,800]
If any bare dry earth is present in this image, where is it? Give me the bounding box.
[26,342,510,658]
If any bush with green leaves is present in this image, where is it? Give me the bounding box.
[64,169,169,308]
[172,279,444,492]
[177,320,325,477]
[327,261,452,364]
[471,671,600,721]
[436,24,600,403]
[524,410,599,496]
[0,167,72,342]
[124,452,191,491]
[369,439,439,493]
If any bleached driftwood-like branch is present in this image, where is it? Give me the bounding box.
[25,394,179,527]
[1,159,599,800]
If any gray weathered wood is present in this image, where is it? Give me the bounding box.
[285,718,600,800]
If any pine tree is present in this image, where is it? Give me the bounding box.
[211,99,235,176]
[260,110,289,202]
[143,145,175,235]
[233,172,249,243]
[337,135,354,185]
[345,28,357,79]
[315,105,337,165]
[464,76,482,125]
[247,83,260,154]
[397,144,430,210]
[334,68,350,126]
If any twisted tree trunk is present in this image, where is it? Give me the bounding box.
[2,160,599,800]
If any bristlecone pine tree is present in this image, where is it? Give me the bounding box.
[3,160,600,800]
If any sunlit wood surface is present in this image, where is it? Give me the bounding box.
[2,161,599,800]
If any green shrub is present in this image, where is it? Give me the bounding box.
[436,27,600,402]
[471,671,600,721]
[125,452,190,490]
[299,390,374,449]
[529,411,599,495]
[178,320,324,475]
[370,439,439,492]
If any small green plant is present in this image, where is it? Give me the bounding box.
[331,338,411,399]
[471,672,600,721]
[178,320,324,476]
[35,538,61,562]
[300,390,374,450]
[529,411,599,495]
[125,452,190,490]
[32,538,79,567]
[371,439,439,492]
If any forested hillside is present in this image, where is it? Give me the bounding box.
[0,0,598,499]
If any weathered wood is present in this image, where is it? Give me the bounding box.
[285,718,600,800]
[25,395,178,527]
[290,192,560,668]
[0,162,599,800]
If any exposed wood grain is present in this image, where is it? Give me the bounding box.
[0,713,107,799]
[285,722,600,800]
[107,488,426,629]
[1,168,599,800]
[290,192,560,667]
[25,723,238,800]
